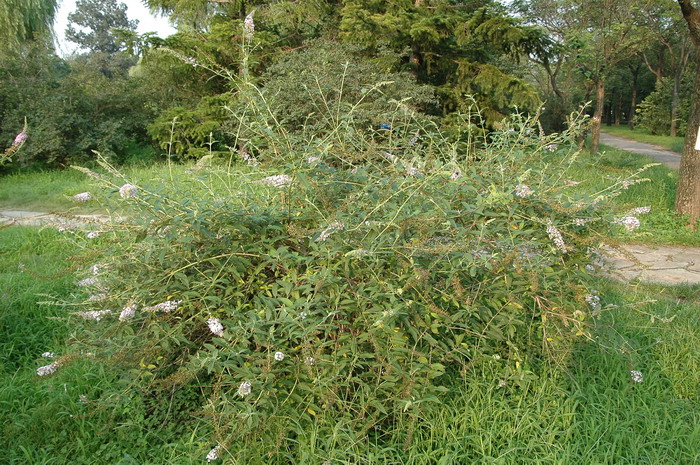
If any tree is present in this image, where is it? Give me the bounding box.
[675,0,700,226]
[339,1,545,123]
[0,0,58,53]
[639,0,692,136]
[519,0,653,153]
[66,0,138,53]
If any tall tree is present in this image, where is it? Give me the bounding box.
[66,0,138,53]
[676,0,700,226]
[339,1,546,122]
[0,0,58,53]
[640,0,692,136]
[519,0,652,153]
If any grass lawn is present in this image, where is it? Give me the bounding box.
[601,125,685,153]
[0,161,208,212]
[569,144,699,246]
[1,225,698,463]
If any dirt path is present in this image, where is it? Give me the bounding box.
[600,131,682,169]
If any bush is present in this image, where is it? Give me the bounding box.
[48,46,651,462]
[255,40,438,134]
[0,48,157,168]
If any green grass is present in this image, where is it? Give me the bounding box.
[602,125,685,153]
[2,226,699,463]
[570,145,699,246]
[0,161,201,213]
[0,226,207,464]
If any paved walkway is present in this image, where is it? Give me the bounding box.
[0,210,112,227]
[603,244,700,286]
[600,131,682,169]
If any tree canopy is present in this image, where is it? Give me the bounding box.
[66,0,138,53]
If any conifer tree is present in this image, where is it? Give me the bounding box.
[339,0,547,122]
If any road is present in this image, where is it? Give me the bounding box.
[600,131,682,169]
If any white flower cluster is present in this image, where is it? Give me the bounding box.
[345,248,371,258]
[239,148,259,167]
[307,156,320,164]
[546,220,567,252]
[119,183,138,199]
[37,361,60,377]
[207,317,224,337]
[237,381,252,397]
[119,304,137,321]
[87,293,107,302]
[143,300,182,313]
[316,221,345,242]
[244,10,255,38]
[628,206,651,215]
[615,215,640,232]
[78,309,112,321]
[76,277,100,287]
[545,143,558,152]
[259,174,292,188]
[305,357,316,366]
[585,294,601,311]
[630,370,643,383]
[72,192,92,202]
[405,165,422,177]
[450,167,462,181]
[382,151,398,163]
[515,184,533,198]
[41,352,56,358]
[206,445,222,462]
[274,351,285,361]
[86,231,100,239]
[89,264,101,275]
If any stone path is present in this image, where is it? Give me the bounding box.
[603,244,700,286]
[0,209,112,227]
[600,131,682,169]
[3,209,699,286]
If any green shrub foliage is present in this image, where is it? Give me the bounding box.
[56,48,649,462]
[259,40,438,134]
[636,75,692,137]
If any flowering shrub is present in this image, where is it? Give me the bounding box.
[51,39,651,462]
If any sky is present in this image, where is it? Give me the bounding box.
[53,0,178,55]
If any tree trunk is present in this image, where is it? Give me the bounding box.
[614,91,622,126]
[676,0,700,226]
[629,65,639,129]
[671,69,681,137]
[675,61,700,226]
[591,78,605,154]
